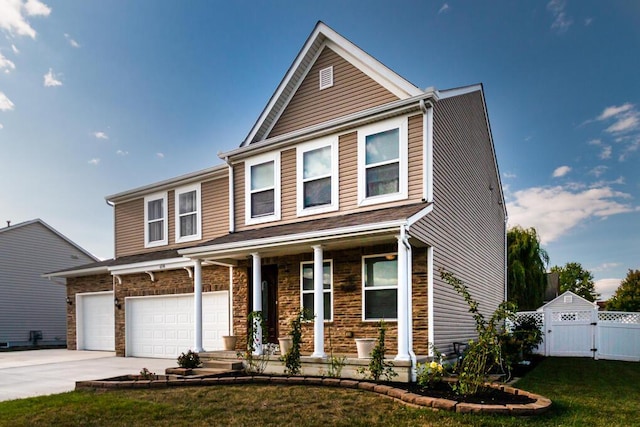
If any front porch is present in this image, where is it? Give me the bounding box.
[198,350,426,383]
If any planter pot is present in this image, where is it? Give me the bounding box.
[222,335,237,351]
[278,336,293,355]
[355,338,376,358]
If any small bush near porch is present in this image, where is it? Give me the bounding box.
[0,358,638,426]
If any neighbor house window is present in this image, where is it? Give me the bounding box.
[357,117,408,206]
[301,260,333,321]
[363,254,398,320]
[245,152,281,225]
[296,137,338,216]
[175,183,201,243]
[144,192,168,248]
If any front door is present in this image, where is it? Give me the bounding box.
[248,264,279,344]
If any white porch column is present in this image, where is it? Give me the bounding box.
[395,235,410,361]
[194,259,204,353]
[311,245,326,358]
[251,252,263,355]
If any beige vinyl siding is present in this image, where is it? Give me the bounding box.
[410,91,505,355]
[268,47,398,138]
[202,178,230,238]
[115,199,144,257]
[235,114,425,231]
[115,179,229,257]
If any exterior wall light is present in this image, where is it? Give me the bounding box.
[66,296,73,305]
[114,297,122,309]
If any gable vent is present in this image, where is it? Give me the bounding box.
[319,66,334,90]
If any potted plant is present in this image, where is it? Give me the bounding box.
[355,337,376,358]
[222,335,237,351]
[278,336,293,355]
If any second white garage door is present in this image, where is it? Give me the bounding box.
[126,291,229,358]
[77,291,115,351]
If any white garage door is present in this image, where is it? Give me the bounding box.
[77,291,115,351]
[126,291,229,358]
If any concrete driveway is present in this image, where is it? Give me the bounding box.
[0,349,174,402]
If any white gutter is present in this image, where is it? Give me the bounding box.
[224,157,235,233]
[43,265,110,279]
[222,92,438,163]
[179,220,407,258]
[400,225,417,381]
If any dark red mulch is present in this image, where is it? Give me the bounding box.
[400,381,535,405]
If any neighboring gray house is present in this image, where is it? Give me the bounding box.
[0,219,97,348]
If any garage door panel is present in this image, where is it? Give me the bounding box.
[78,292,115,351]
[127,292,228,358]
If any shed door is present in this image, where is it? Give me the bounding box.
[77,292,115,351]
[126,291,228,358]
[548,309,594,357]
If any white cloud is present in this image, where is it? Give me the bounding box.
[524,135,533,142]
[0,91,15,111]
[116,149,129,156]
[594,278,621,301]
[0,52,16,72]
[0,123,3,129]
[590,262,622,273]
[599,145,612,159]
[606,115,639,134]
[503,172,517,179]
[11,44,19,54]
[552,165,571,178]
[584,17,593,26]
[438,3,449,14]
[589,165,607,178]
[587,138,602,146]
[507,185,637,244]
[93,131,108,140]
[64,33,80,48]
[156,152,164,158]
[0,0,51,39]
[547,0,572,33]
[597,103,633,121]
[88,158,100,165]
[43,68,62,86]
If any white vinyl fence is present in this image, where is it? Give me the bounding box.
[513,310,640,362]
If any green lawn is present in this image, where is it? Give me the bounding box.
[0,358,638,426]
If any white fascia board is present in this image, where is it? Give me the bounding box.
[179,220,407,259]
[221,92,436,163]
[108,257,194,275]
[42,265,110,279]
[406,204,434,228]
[436,84,482,99]
[106,165,227,204]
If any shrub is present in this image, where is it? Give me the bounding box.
[358,321,397,382]
[281,309,312,375]
[177,350,201,369]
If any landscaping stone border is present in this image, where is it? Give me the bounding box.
[75,375,551,416]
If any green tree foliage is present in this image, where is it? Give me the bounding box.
[550,262,599,302]
[607,269,640,312]
[507,226,549,310]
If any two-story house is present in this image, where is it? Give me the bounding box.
[48,22,506,374]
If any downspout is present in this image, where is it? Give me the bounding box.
[224,157,235,233]
[401,225,417,381]
[420,99,434,203]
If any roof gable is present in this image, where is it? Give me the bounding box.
[538,291,596,311]
[242,21,422,146]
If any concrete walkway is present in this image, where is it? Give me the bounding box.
[0,349,174,402]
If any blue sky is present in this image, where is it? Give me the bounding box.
[1,1,638,300]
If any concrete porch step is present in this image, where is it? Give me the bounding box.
[201,359,244,371]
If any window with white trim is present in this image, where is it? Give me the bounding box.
[245,152,281,225]
[144,192,168,248]
[301,260,333,321]
[358,117,408,206]
[362,254,398,320]
[296,137,338,216]
[175,183,201,243]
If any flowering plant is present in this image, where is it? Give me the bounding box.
[416,355,446,387]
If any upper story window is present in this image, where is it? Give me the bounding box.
[357,116,408,206]
[144,192,168,248]
[300,260,333,321]
[175,183,201,243]
[245,152,281,225]
[296,137,339,216]
[362,254,398,321]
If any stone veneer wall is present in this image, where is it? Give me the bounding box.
[66,273,114,350]
[232,243,430,355]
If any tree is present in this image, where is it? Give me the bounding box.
[550,262,598,302]
[607,269,640,312]
[507,226,549,310]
